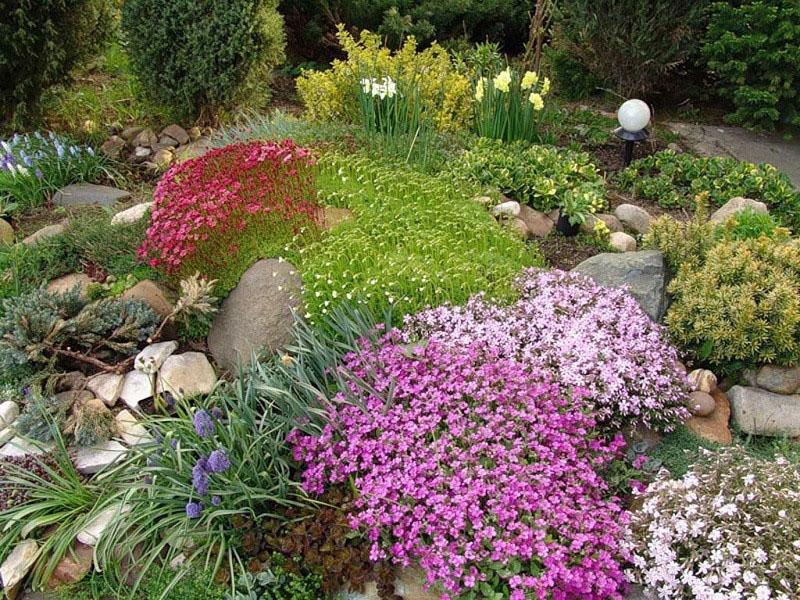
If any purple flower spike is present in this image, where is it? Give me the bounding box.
[193,410,215,438]
[191,459,209,495]
[185,502,203,519]
[207,449,231,473]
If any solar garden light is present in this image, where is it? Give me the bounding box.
[614,99,651,166]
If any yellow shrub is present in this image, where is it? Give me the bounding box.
[296,25,472,133]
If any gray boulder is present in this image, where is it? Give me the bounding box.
[729,385,800,437]
[53,183,130,208]
[572,250,667,321]
[614,204,652,234]
[208,259,302,371]
[709,197,768,225]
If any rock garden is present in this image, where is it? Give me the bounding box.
[2,1,800,599]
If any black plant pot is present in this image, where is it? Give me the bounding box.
[556,213,580,237]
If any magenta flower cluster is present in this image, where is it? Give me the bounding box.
[404,269,690,431]
[290,334,630,599]
[138,140,319,277]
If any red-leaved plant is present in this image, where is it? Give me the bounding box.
[138,140,319,290]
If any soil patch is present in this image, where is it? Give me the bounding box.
[537,233,606,271]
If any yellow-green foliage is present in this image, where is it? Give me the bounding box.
[643,198,714,273]
[296,26,471,132]
[667,237,800,369]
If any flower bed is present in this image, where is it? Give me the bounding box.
[290,334,630,599]
[405,269,689,431]
[139,140,320,292]
[626,448,800,599]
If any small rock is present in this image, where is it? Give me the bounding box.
[74,440,128,475]
[160,124,190,145]
[100,136,126,160]
[491,200,521,218]
[56,371,86,392]
[506,218,529,240]
[572,250,667,321]
[709,197,768,225]
[614,204,652,234]
[518,205,553,238]
[158,135,179,147]
[581,213,624,234]
[609,231,637,252]
[115,410,152,446]
[22,221,67,246]
[472,195,493,207]
[688,369,717,393]
[321,206,354,231]
[208,259,302,371]
[86,373,124,407]
[0,437,52,458]
[54,389,94,407]
[686,390,732,444]
[53,183,130,208]
[121,126,144,143]
[667,143,683,154]
[0,219,13,245]
[46,273,93,299]
[343,567,441,600]
[188,127,202,142]
[755,365,800,395]
[119,370,154,411]
[111,202,153,226]
[169,553,187,570]
[121,280,174,321]
[175,138,213,163]
[0,540,39,597]
[157,352,217,399]
[0,423,16,446]
[132,128,157,148]
[135,340,178,374]
[77,503,131,546]
[729,386,800,437]
[547,208,561,223]
[45,541,93,589]
[0,400,19,428]
[132,146,152,162]
[152,148,174,170]
[687,391,715,417]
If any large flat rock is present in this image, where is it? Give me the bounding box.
[52,183,131,208]
[728,385,800,437]
[572,250,667,321]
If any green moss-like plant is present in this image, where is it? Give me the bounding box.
[298,153,541,325]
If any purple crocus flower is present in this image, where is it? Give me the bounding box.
[193,410,215,438]
[185,502,203,519]
[211,406,224,420]
[207,449,230,473]
[211,495,221,507]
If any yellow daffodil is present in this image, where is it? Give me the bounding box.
[475,78,485,101]
[493,68,511,93]
[521,71,538,90]
[529,92,545,111]
[541,77,551,95]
